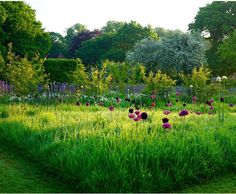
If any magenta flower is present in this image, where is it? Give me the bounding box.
[86,102,90,106]
[179,109,189,116]
[135,110,140,115]
[162,123,171,129]
[163,110,171,115]
[209,105,214,110]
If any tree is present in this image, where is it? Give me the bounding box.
[189,1,236,44]
[101,21,124,33]
[127,32,207,74]
[69,29,101,57]
[189,1,236,74]
[155,27,182,39]
[76,33,115,65]
[48,32,68,58]
[126,39,160,72]
[113,21,158,58]
[76,21,158,64]
[65,23,87,47]
[218,30,236,74]
[0,1,51,58]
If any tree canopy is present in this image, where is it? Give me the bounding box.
[0,1,51,58]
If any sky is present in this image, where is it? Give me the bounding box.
[24,0,214,35]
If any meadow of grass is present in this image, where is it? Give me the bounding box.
[0,102,235,192]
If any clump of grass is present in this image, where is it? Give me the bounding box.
[0,104,235,192]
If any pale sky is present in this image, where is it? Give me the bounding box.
[24,0,214,35]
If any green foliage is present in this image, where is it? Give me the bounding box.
[0,1,51,58]
[218,30,236,75]
[101,21,125,33]
[0,44,47,95]
[44,58,82,83]
[76,33,114,65]
[105,60,130,91]
[189,1,236,45]
[71,59,88,86]
[144,70,176,96]
[48,32,68,58]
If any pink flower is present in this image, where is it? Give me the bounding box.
[192,96,197,101]
[150,94,156,99]
[109,105,114,111]
[176,91,181,96]
[128,113,136,119]
[195,111,203,115]
[86,102,90,106]
[133,114,142,121]
[135,110,140,115]
[209,105,214,110]
[163,110,171,115]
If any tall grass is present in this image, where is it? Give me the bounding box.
[0,104,235,192]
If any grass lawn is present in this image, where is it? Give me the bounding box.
[182,173,236,193]
[0,142,75,193]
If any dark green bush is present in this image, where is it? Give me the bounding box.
[44,58,82,83]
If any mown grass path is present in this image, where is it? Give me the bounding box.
[0,142,74,193]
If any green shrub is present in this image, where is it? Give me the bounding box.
[44,58,83,83]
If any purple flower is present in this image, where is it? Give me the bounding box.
[162,123,171,129]
[179,109,189,116]
[209,105,214,110]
